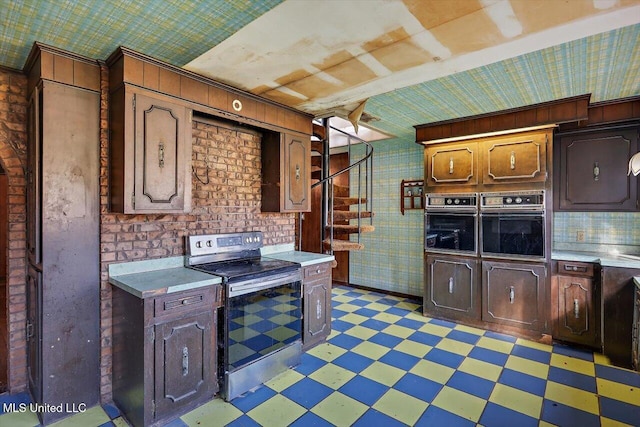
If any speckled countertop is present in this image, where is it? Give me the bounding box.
[552,250,640,269]
[108,256,221,298]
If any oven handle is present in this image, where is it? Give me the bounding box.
[228,270,302,298]
[480,212,544,218]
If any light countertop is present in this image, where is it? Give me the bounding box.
[108,256,221,298]
[108,246,334,298]
[552,250,640,269]
[264,250,335,267]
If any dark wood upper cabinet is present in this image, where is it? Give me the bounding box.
[425,141,478,188]
[481,130,548,185]
[262,131,311,212]
[110,86,193,213]
[555,125,639,211]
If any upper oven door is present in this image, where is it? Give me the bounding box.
[425,211,477,255]
[480,211,545,260]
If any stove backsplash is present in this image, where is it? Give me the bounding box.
[553,212,640,254]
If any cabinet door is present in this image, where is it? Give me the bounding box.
[26,87,41,265]
[554,275,598,346]
[132,91,192,213]
[426,141,477,187]
[26,264,42,403]
[154,311,215,420]
[303,263,332,351]
[283,133,311,212]
[482,261,547,332]
[424,255,479,320]
[482,131,548,184]
[556,127,639,211]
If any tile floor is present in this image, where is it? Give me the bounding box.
[1,285,639,426]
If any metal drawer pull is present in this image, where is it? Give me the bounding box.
[509,286,515,304]
[593,162,600,181]
[159,142,165,168]
[448,277,454,294]
[316,299,322,319]
[449,157,454,174]
[295,164,300,180]
[564,264,586,273]
[510,151,516,170]
[182,347,189,376]
[574,299,580,318]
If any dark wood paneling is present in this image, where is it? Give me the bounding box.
[415,94,591,143]
[106,47,312,135]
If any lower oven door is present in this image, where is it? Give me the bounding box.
[480,212,545,260]
[425,211,477,255]
[222,270,302,400]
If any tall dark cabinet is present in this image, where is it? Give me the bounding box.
[24,43,101,425]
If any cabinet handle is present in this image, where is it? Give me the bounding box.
[182,347,189,376]
[449,157,454,174]
[159,142,165,168]
[574,299,580,318]
[593,162,600,181]
[509,286,515,304]
[316,299,322,319]
[295,164,300,180]
[448,277,454,294]
[510,151,516,170]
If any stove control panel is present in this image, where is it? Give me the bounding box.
[187,231,263,256]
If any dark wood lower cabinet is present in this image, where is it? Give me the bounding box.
[112,285,221,427]
[551,261,600,349]
[482,261,548,332]
[302,262,332,351]
[424,255,479,321]
[602,267,639,368]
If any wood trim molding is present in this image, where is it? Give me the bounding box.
[415,94,591,144]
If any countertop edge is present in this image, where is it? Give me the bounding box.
[552,250,640,269]
[108,267,222,298]
[263,250,335,267]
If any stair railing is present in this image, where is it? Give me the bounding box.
[310,121,374,254]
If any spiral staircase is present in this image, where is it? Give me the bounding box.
[300,119,375,265]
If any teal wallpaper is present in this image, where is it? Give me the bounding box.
[348,138,424,297]
[553,212,640,254]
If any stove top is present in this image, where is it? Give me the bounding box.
[185,232,300,283]
[189,257,299,281]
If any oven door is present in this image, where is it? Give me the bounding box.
[225,270,302,370]
[425,211,477,255]
[480,211,545,260]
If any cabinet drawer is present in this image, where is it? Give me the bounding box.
[153,286,217,320]
[304,262,331,279]
[557,261,594,277]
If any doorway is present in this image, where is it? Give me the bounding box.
[0,163,7,392]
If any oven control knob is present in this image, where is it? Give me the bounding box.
[454,199,460,204]
[195,241,202,248]
[256,235,261,242]
[247,237,252,243]
[446,199,452,204]
[206,240,212,247]
[506,197,513,204]
[515,197,523,204]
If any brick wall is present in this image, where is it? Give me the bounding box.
[98,70,296,400]
[0,67,28,392]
